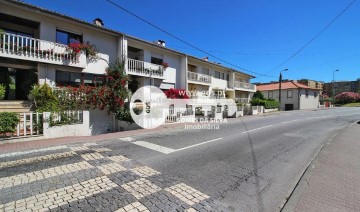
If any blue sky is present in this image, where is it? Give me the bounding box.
[25,0,359,83]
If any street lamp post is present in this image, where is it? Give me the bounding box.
[333,69,339,100]
[279,69,288,111]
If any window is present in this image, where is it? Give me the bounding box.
[305,90,309,98]
[314,92,318,97]
[268,91,273,99]
[56,29,82,45]
[151,57,163,65]
[55,71,105,86]
[188,65,196,72]
[214,71,220,79]
[84,74,105,86]
[56,71,81,86]
[287,90,293,98]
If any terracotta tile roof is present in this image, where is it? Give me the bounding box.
[257,81,319,91]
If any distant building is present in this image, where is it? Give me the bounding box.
[323,79,360,97]
[257,81,320,111]
[297,79,324,94]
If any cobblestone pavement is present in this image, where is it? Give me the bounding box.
[284,122,360,212]
[0,140,229,212]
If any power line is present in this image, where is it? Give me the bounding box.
[169,46,360,56]
[265,0,356,75]
[103,0,276,78]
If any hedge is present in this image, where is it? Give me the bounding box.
[251,98,280,109]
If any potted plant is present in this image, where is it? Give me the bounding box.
[0,84,5,100]
[161,62,169,69]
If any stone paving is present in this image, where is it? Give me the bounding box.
[0,140,229,211]
[284,122,360,212]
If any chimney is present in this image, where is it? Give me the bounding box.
[155,40,166,47]
[203,57,209,61]
[93,18,104,27]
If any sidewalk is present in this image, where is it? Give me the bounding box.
[283,121,360,212]
[0,122,187,154]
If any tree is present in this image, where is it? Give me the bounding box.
[252,90,265,100]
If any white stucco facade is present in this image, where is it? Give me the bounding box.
[259,88,319,111]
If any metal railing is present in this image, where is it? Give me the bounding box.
[0,32,78,63]
[0,112,43,139]
[235,98,249,103]
[234,81,256,90]
[127,58,164,77]
[187,71,211,84]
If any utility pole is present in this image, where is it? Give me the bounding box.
[279,69,288,111]
[333,69,339,100]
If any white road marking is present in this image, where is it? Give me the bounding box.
[280,120,298,124]
[0,145,68,159]
[173,138,223,152]
[242,125,273,133]
[132,141,176,154]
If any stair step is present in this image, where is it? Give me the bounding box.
[0,109,33,113]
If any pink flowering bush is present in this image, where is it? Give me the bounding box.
[334,92,360,103]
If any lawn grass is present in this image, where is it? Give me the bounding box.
[342,102,360,107]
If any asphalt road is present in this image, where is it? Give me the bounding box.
[106,107,360,211]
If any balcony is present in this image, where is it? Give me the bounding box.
[127,58,164,79]
[187,71,211,84]
[234,81,256,92]
[235,98,250,104]
[0,32,86,68]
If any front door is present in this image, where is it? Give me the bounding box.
[0,67,37,100]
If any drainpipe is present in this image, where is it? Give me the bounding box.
[298,88,301,110]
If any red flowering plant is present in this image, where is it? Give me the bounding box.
[335,92,360,104]
[161,62,169,69]
[56,59,132,122]
[66,41,98,61]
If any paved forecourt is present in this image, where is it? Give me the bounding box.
[0,141,229,212]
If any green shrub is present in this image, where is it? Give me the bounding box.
[0,112,20,135]
[251,98,279,109]
[264,99,280,109]
[0,84,5,100]
[250,98,263,106]
[33,84,59,112]
[252,91,265,100]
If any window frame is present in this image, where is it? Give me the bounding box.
[56,29,83,45]
[287,90,293,98]
[268,91,273,99]
[55,70,105,86]
[151,57,163,65]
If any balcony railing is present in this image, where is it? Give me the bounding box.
[187,71,211,84]
[0,32,85,67]
[127,58,164,78]
[234,81,256,91]
[235,98,250,104]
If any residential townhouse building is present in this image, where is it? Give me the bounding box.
[186,56,256,102]
[0,0,257,132]
[323,79,360,97]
